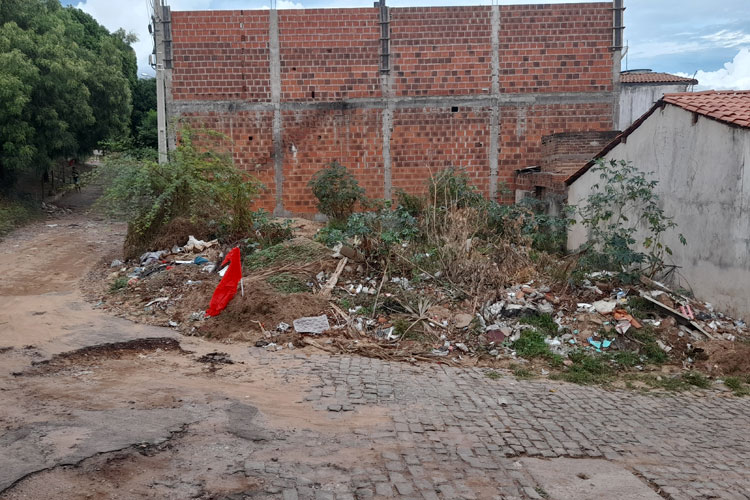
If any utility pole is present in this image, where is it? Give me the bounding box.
[153,0,170,164]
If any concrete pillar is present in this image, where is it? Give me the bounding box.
[488,5,501,200]
[379,3,394,201]
[154,0,168,164]
[269,9,285,216]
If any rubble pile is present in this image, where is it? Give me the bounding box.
[91,232,750,382]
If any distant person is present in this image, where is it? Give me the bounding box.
[72,164,81,192]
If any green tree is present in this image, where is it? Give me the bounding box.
[575,159,686,281]
[131,78,157,148]
[136,109,158,149]
[0,0,135,189]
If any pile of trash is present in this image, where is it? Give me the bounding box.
[41,201,72,215]
[307,252,749,374]
[93,233,750,377]
[93,235,333,344]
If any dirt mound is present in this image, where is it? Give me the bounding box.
[697,341,750,376]
[179,281,330,341]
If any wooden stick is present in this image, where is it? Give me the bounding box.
[319,257,348,299]
[371,262,389,319]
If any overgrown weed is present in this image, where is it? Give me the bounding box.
[267,273,309,294]
[244,240,328,271]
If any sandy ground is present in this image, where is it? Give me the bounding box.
[0,188,391,499]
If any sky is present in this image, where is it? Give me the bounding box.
[62,0,750,90]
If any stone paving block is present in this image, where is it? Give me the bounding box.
[282,489,299,500]
[374,483,394,497]
[394,482,415,495]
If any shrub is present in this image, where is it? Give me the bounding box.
[575,159,686,282]
[98,126,261,257]
[520,313,559,336]
[395,189,426,218]
[308,161,366,222]
[486,198,571,254]
[314,226,347,247]
[410,168,538,294]
[632,327,668,364]
[0,197,38,237]
[346,205,419,247]
[427,166,484,210]
[243,239,329,271]
[109,277,128,292]
[314,204,419,262]
[248,209,293,248]
[557,351,613,385]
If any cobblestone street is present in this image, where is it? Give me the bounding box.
[238,349,750,500]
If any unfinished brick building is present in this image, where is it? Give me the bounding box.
[156,1,624,216]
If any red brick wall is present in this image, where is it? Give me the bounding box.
[391,107,493,196]
[515,172,568,195]
[541,131,620,175]
[498,3,614,93]
[171,10,270,101]
[169,3,616,215]
[280,108,384,214]
[278,9,381,101]
[390,7,493,97]
[180,110,278,212]
[497,103,614,196]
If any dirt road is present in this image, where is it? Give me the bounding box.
[1,189,749,500]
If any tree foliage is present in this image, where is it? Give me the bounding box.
[131,78,157,148]
[575,159,686,281]
[308,161,366,222]
[0,0,136,188]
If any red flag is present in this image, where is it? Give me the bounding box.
[206,247,242,317]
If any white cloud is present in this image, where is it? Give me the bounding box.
[677,48,750,90]
[76,0,156,75]
[701,29,750,48]
[261,1,304,9]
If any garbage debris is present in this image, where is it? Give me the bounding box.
[90,211,750,380]
[145,297,169,308]
[454,313,473,329]
[293,315,330,335]
[588,337,613,352]
[184,235,218,252]
[140,251,164,266]
[592,300,617,314]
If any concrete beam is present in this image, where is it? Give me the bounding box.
[171,91,615,115]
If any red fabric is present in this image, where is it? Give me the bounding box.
[206,247,242,317]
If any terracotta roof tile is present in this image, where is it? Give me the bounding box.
[620,71,698,85]
[662,91,750,129]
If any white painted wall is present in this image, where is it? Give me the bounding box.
[568,104,750,318]
[618,84,689,131]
